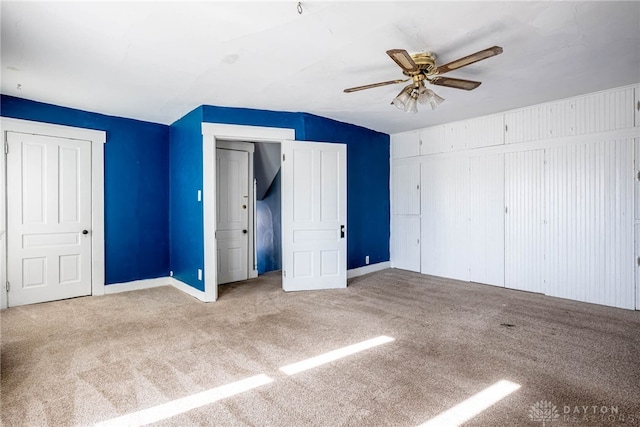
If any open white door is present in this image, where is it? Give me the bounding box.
[281,140,347,291]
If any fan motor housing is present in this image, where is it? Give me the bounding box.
[406,52,437,76]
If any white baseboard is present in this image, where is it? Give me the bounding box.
[104,277,169,294]
[170,277,211,302]
[102,264,389,300]
[347,261,390,279]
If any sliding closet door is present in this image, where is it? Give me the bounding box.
[505,150,546,294]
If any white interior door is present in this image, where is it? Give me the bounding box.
[216,148,249,284]
[6,132,92,306]
[281,140,347,291]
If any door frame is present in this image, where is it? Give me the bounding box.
[0,118,106,309]
[202,123,295,302]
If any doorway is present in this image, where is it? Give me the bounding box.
[202,123,347,301]
[202,124,294,301]
[215,140,282,285]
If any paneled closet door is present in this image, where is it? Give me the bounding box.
[545,140,634,309]
[392,159,421,272]
[504,150,546,294]
[468,154,505,287]
[392,162,421,215]
[421,156,469,281]
[392,216,421,272]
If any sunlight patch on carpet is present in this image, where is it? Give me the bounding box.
[94,374,273,427]
[418,379,521,427]
[279,335,395,375]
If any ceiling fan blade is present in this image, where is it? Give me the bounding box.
[430,76,482,91]
[343,78,408,93]
[386,49,419,73]
[436,46,503,75]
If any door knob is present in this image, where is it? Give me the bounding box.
[82,230,89,235]
[242,204,247,209]
[243,229,248,234]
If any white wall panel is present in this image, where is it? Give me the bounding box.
[420,125,445,155]
[575,87,635,134]
[421,157,469,281]
[392,130,420,159]
[392,161,420,215]
[546,140,634,309]
[468,154,505,286]
[392,215,421,272]
[466,114,504,149]
[505,150,546,294]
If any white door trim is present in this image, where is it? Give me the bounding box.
[202,123,295,302]
[0,118,105,309]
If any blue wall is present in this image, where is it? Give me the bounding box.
[1,95,170,284]
[301,113,390,269]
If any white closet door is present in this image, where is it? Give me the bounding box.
[546,140,634,309]
[468,154,505,287]
[505,150,546,294]
[392,215,420,272]
[421,157,468,281]
[392,162,420,215]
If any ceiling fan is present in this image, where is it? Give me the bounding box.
[344,46,503,113]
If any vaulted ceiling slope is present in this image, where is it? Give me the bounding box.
[1,2,639,134]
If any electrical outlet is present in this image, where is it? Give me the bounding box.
[198,269,203,281]
[169,270,173,277]
[365,255,370,265]
[197,190,202,202]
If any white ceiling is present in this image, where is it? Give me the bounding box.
[1,1,639,135]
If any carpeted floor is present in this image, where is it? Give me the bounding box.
[1,269,639,426]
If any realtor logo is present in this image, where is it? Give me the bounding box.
[529,400,560,426]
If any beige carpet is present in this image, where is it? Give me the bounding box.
[1,269,639,426]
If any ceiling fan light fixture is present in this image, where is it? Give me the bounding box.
[405,95,419,114]
[428,91,445,110]
[392,85,413,110]
[417,85,445,110]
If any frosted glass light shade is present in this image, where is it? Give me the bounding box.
[392,85,413,110]
[429,92,445,110]
[405,96,418,113]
